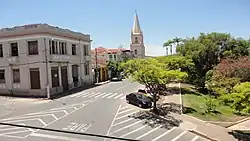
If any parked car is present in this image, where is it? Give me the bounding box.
[126,93,152,108]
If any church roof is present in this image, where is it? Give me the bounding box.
[132,11,142,34]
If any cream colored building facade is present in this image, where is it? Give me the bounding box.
[0,24,93,97]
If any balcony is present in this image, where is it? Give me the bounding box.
[49,54,80,62]
[83,55,91,62]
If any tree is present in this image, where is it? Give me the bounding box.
[121,58,188,113]
[107,61,122,78]
[163,37,183,55]
[156,55,194,72]
[169,32,250,88]
[220,82,250,113]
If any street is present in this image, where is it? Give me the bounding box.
[0,79,207,141]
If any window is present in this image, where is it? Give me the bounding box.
[50,40,56,54]
[135,37,138,43]
[72,44,76,55]
[11,43,18,56]
[84,62,89,75]
[109,55,112,60]
[13,69,20,83]
[28,41,38,55]
[134,49,137,55]
[84,45,89,56]
[59,42,67,55]
[55,41,58,54]
[0,44,3,57]
[114,55,117,60]
[0,69,5,83]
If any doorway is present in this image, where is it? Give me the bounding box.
[61,66,68,91]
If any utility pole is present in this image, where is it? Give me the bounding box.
[179,68,182,114]
[44,38,50,99]
[95,48,99,83]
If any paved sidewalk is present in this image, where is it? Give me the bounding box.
[164,95,238,141]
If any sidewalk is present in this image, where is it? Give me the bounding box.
[164,95,238,141]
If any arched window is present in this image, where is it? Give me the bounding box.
[134,49,137,55]
[135,37,138,43]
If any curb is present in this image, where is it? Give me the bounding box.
[95,80,110,85]
[226,117,250,128]
[188,129,219,141]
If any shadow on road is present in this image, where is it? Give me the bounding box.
[228,130,250,141]
[129,103,183,129]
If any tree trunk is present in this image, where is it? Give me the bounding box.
[153,93,158,114]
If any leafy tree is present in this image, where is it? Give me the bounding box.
[156,55,194,74]
[168,32,250,88]
[121,58,188,113]
[220,82,250,113]
[107,61,122,78]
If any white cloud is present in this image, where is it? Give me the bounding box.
[145,44,176,56]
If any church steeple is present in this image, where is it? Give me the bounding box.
[130,11,145,59]
[132,11,142,34]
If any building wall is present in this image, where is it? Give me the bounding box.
[0,34,92,97]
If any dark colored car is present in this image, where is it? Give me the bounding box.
[126,93,152,108]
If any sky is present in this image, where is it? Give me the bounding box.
[1,0,250,56]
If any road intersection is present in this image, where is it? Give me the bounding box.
[0,80,208,141]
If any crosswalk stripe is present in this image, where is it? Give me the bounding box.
[88,92,101,98]
[95,93,107,98]
[120,95,126,100]
[152,127,177,141]
[71,91,89,98]
[81,92,95,98]
[114,94,123,99]
[102,93,113,98]
[136,125,163,140]
[107,93,118,98]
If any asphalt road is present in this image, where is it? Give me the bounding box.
[0,79,208,141]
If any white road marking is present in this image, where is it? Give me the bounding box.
[115,111,137,120]
[112,118,134,127]
[0,130,30,135]
[102,93,113,98]
[117,108,134,115]
[136,125,163,140]
[119,125,146,138]
[0,127,24,132]
[109,120,143,135]
[70,91,89,98]
[152,127,177,141]
[26,110,69,116]
[171,131,187,141]
[30,133,91,141]
[191,136,200,141]
[107,93,118,98]
[0,114,58,121]
[95,92,107,98]
[104,105,122,141]
[81,92,96,98]
[114,94,123,99]
[119,106,130,110]
[120,96,126,99]
[4,118,47,126]
[88,92,101,98]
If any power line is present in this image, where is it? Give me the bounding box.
[0,122,140,141]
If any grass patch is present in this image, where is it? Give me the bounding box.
[183,94,246,122]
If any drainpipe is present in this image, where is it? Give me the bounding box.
[44,38,50,99]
